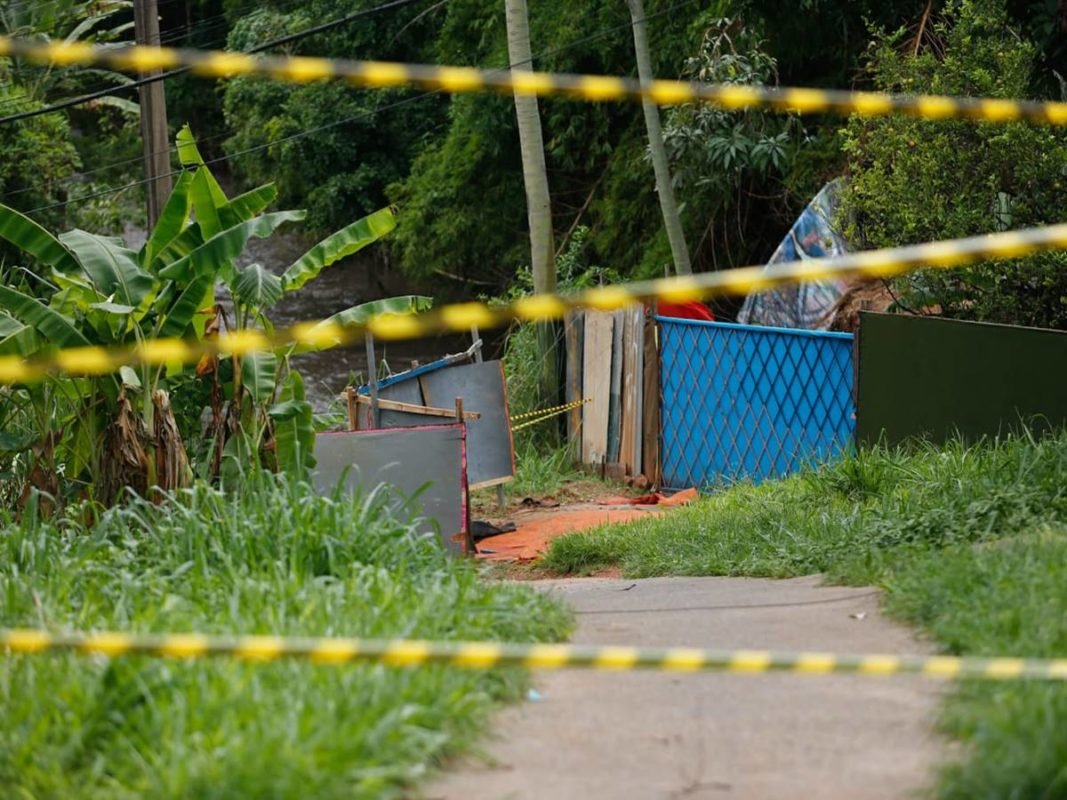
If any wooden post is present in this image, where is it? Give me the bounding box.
[345,387,357,431]
[471,326,484,362]
[456,397,476,555]
[133,0,172,230]
[365,332,380,429]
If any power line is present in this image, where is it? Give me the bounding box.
[0,0,430,125]
[16,0,704,216]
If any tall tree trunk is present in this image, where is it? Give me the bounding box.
[505,0,560,413]
[627,0,692,276]
[505,0,556,294]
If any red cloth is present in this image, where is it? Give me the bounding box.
[656,300,715,322]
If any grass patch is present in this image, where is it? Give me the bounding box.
[541,431,1067,797]
[508,443,585,498]
[0,476,572,799]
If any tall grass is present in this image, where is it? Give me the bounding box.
[0,476,572,798]
[540,430,1067,798]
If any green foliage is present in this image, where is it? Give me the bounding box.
[0,128,416,507]
[0,81,81,230]
[494,227,619,450]
[840,0,1067,329]
[0,476,572,798]
[220,0,449,232]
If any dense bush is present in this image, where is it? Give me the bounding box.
[840,0,1067,330]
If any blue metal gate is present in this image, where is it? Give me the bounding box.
[658,318,854,489]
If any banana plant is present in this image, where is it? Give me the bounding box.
[0,126,431,504]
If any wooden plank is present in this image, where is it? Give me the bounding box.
[632,308,644,476]
[564,310,583,443]
[354,394,481,420]
[619,306,642,476]
[642,314,661,487]
[606,310,624,465]
[581,312,614,465]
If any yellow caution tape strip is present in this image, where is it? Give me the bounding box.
[511,399,591,432]
[3,629,1067,679]
[510,398,591,423]
[2,36,1067,124]
[4,223,1067,386]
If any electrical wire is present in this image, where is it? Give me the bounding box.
[13,0,705,216]
[0,0,429,125]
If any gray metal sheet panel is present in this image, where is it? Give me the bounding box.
[312,425,466,554]
[362,361,515,488]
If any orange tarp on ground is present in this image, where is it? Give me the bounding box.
[475,505,660,562]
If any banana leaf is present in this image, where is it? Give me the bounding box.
[189,168,225,240]
[177,125,229,239]
[59,230,156,307]
[241,351,278,404]
[300,296,432,351]
[0,311,41,357]
[0,285,90,348]
[281,206,396,292]
[219,184,279,229]
[158,211,306,284]
[233,263,283,310]
[157,272,215,339]
[270,371,315,476]
[0,203,79,273]
[142,171,193,266]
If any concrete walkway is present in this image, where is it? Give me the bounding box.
[427,576,944,800]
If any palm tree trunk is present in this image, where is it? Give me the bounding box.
[505,0,559,412]
[627,0,692,276]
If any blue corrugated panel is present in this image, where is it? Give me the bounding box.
[658,318,855,489]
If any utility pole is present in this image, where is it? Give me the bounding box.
[627,0,691,276]
[133,0,172,230]
[505,0,560,412]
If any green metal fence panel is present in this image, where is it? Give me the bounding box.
[857,312,1067,445]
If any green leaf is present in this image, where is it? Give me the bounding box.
[241,351,278,404]
[322,296,433,327]
[0,431,36,454]
[219,184,278,229]
[89,301,136,315]
[189,168,225,240]
[143,170,193,266]
[157,273,214,339]
[149,222,204,275]
[0,311,41,357]
[59,230,156,307]
[157,211,305,284]
[0,285,90,348]
[270,370,315,476]
[177,125,230,238]
[0,203,79,273]
[302,296,432,351]
[281,206,396,292]
[176,124,205,167]
[233,263,283,310]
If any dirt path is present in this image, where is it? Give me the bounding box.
[426,576,944,800]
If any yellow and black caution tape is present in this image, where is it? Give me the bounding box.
[510,398,591,424]
[3,629,1067,680]
[2,36,1067,124]
[4,223,1067,386]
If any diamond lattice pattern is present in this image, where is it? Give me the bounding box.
[659,318,855,490]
